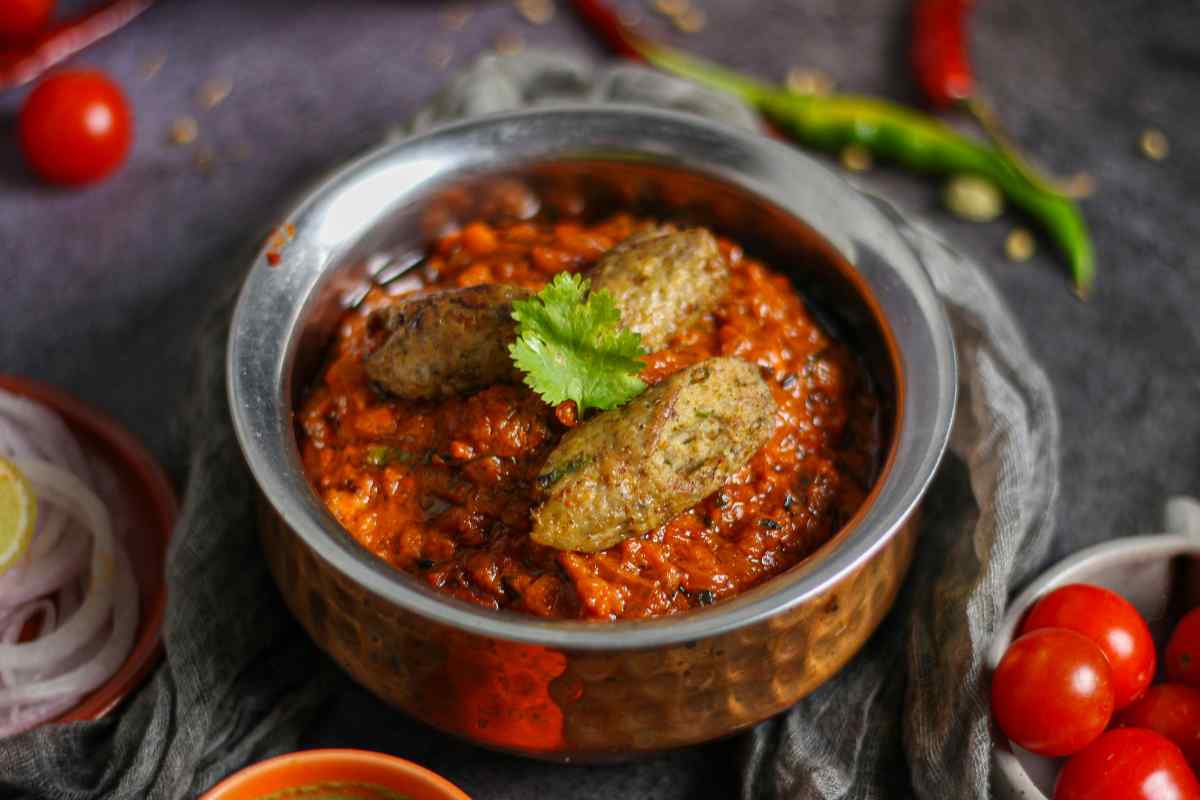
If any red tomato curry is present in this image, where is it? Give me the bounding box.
[298,214,882,621]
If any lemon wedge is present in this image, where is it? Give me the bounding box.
[0,457,36,576]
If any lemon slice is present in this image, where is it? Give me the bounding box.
[0,457,36,576]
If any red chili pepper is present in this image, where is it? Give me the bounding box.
[0,0,157,91]
[911,0,974,108]
[569,0,787,141]
[569,0,647,62]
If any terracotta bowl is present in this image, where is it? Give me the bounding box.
[0,375,177,723]
[989,496,1200,800]
[200,749,470,800]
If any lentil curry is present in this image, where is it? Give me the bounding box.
[298,214,882,621]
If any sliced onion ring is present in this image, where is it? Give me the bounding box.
[0,386,142,737]
[0,461,117,671]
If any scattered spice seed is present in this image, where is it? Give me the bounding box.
[1139,128,1169,161]
[169,116,198,145]
[427,42,454,70]
[944,174,1004,222]
[494,31,525,55]
[197,77,232,110]
[652,0,690,16]
[443,5,472,30]
[696,589,717,606]
[140,52,166,80]
[840,143,872,172]
[515,0,555,25]
[674,8,706,33]
[1005,228,1036,262]
[1068,172,1097,198]
[785,67,833,97]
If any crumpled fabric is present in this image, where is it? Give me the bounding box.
[0,51,1059,800]
[737,208,1060,800]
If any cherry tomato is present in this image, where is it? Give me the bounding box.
[1117,684,1200,771]
[1020,583,1156,709]
[1054,728,1200,800]
[0,0,54,41]
[1166,608,1200,687]
[991,628,1114,756]
[18,70,133,186]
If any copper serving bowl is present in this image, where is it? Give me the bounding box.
[228,107,957,761]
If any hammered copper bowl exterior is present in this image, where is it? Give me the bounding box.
[261,505,918,758]
[229,108,957,762]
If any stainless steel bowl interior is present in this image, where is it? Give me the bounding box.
[228,106,956,650]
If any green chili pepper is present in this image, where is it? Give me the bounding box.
[642,44,1095,297]
[365,446,423,468]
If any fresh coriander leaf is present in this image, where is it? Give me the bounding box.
[509,272,648,414]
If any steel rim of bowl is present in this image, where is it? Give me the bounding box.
[227,105,957,650]
[990,533,1200,800]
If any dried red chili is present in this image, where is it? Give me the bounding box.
[0,0,157,91]
[911,0,975,108]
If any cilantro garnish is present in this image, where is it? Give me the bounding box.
[509,272,648,414]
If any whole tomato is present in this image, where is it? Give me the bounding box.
[0,0,53,41]
[1118,684,1200,770]
[1166,608,1200,687]
[991,628,1114,757]
[1055,728,1200,800]
[18,70,133,185]
[1020,583,1155,709]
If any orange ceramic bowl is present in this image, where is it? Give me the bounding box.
[0,375,177,723]
[200,749,471,800]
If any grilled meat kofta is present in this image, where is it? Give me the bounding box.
[531,357,777,553]
[589,228,730,352]
[365,283,530,400]
[366,228,729,403]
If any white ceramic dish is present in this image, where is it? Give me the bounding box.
[989,496,1200,800]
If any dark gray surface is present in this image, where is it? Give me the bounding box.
[0,1,1197,797]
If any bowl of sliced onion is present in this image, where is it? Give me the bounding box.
[0,375,175,736]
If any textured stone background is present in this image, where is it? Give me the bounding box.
[1,1,1197,797]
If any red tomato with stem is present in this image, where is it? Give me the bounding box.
[0,0,54,41]
[1055,728,1200,800]
[1166,608,1200,687]
[18,70,133,186]
[1117,684,1200,771]
[1020,583,1155,709]
[991,628,1114,757]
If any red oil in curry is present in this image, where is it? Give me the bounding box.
[298,214,882,621]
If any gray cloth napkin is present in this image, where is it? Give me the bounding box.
[0,52,1059,800]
